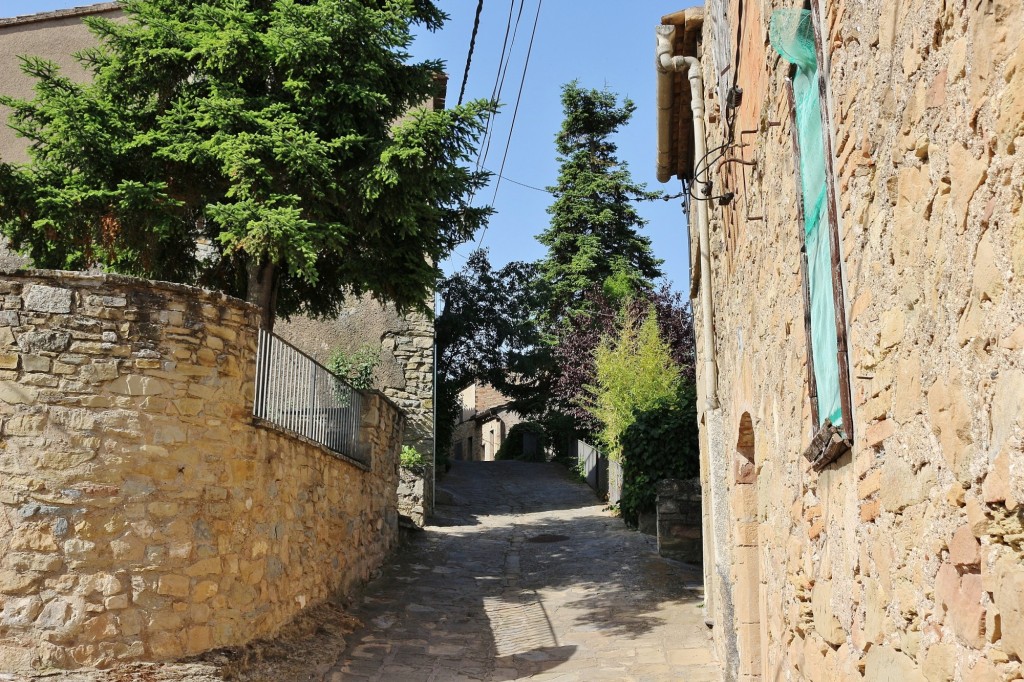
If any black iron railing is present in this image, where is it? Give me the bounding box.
[253,329,365,462]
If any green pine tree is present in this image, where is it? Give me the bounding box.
[537,82,663,324]
[0,0,493,330]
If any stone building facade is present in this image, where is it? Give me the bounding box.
[0,271,404,671]
[658,1,1023,680]
[452,382,525,461]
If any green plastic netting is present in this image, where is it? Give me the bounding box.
[770,9,843,429]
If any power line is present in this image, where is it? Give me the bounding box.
[475,0,524,177]
[479,0,543,249]
[480,167,686,202]
[456,0,485,106]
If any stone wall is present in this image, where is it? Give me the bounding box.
[656,479,702,565]
[0,271,404,672]
[275,298,434,461]
[397,464,433,527]
[690,0,1024,679]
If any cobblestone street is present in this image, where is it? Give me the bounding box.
[325,460,720,681]
[23,460,719,682]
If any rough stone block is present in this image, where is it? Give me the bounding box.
[992,555,1024,658]
[863,645,925,681]
[948,525,980,566]
[0,570,42,596]
[156,575,190,598]
[23,285,72,314]
[811,581,845,646]
[108,375,168,396]
[16,331,70,353]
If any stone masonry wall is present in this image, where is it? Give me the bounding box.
[694,0,1024,679]
[0,271,404,672]
[397,464,433,527]
[275,298,434,460]
[656,478,703,564]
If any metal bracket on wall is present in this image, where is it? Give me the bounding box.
[733,123,782,222]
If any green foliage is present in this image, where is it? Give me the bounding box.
[435,249,549,467]
[495,421,546,461]
[327,344,380,391]
[587,305,698,527]
[436,249,547,406]
[433,378,459,473]
[0,0,493,326]
[589,308,681,463]
[618,381,699,526]
[537,82,663,325]
[400,445,427,471]
[536,410,576,464]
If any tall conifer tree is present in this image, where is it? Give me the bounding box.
[0,0,492,330]
[537,82,663,324]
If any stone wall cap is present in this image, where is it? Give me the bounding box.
[0,267,259,314]
[0,2,121,28]
[364,388,405,418]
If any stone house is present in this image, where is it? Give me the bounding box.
[0,2,436,461]
[657,1,1022,680]
[452,382,526,461]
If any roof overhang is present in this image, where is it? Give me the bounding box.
[656,8,703,183]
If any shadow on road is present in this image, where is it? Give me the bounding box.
[326,460,709,680]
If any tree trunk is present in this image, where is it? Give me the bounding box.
[246,258,278,333]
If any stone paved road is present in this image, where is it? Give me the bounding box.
[326,460,720,682]
[27,461,719,682]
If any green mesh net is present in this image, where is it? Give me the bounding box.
[770,9,843,429]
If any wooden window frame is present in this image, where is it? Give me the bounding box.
[789,1,854,470]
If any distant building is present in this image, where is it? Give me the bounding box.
[452,382,527,461]
[658,1,1023,680]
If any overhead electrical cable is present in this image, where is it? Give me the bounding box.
[456,0,486,106]
[480,0,544,251]
[475,0,544,249]
[474,0,525,177]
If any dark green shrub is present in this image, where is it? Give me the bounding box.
[618,381,699,527]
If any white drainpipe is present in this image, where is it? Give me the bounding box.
[656,26,719,409]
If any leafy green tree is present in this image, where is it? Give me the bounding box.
[434,249,548,462]
[436,249,548,408]
[0,0,492,330]
[537,82,663,324]
[588,305,698,526]
[553,285,694,441]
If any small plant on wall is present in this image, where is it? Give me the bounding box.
[328,344,380,390]
[400,445,427,471]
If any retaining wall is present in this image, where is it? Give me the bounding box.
[0,270,404,671]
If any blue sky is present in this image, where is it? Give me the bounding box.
[3,0,697,289]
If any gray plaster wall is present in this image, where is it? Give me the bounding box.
[0,4,124,165]
[276,295,435,459]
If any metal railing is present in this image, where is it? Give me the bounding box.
[253,328,366,462]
